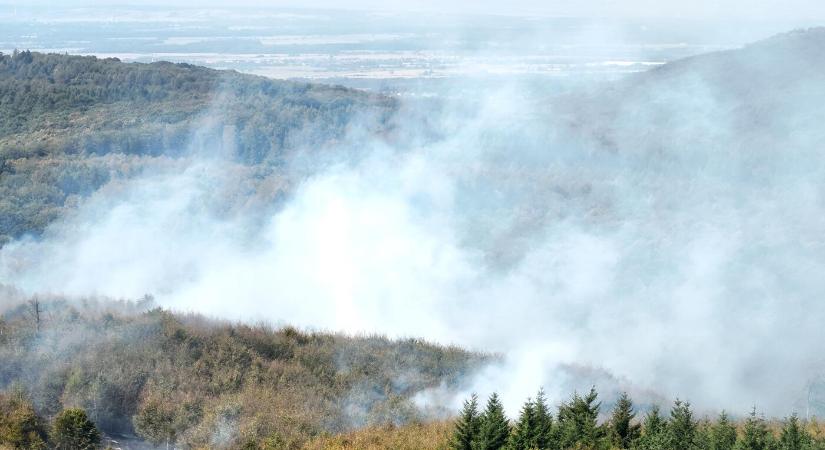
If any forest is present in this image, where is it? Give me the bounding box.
[445,390,824,450]
[3,295,824,450]
[3,26,825,450]
[0,51,396,245]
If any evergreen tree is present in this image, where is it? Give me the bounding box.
[736,408,774,450]
[710,411,738,450]
[668,399,697,450]
[610,392,641,449]
[635,405,669,450]
[452,394,482,450]
[695,419,714,450]
[509,397,537,450]
[51,408,100,450]
[557,387,604,449]
[533,389,554,449]
[475,393,510,450]
[779,414,809,450]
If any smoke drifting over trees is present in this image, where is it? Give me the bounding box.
[2,15,825,449]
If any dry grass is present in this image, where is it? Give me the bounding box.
[301,421,452,450]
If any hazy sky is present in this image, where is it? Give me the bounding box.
[7,0,825,21]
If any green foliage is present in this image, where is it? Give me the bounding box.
[634,405,669,450]
[557,387,605,450]
[610,392,641,449]
[695,419,714,450]
[50,408,100,450]
[0,391,48,449]
[711,411,739,450]
[737,408,775,450]
[668,399,698,450]
[508,397,537,450]
[507,389,554,450]
[779,414,810,450]
[532,389,554,450]
[451,394,481,450]
[474,393,510,450]
[0,51,396,243]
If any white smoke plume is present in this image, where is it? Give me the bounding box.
[3,28,825,419]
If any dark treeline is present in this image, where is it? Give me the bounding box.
[452,389,820,450]
[0,50,395,161]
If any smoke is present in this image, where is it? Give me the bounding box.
[3,27,825,419]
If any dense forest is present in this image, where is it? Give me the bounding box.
[0,51,396,245]
[0,296,484,448]
[445,389,825,450]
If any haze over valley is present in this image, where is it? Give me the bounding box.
[1,2,825,449]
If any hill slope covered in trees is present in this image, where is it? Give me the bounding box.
[0,296,484,448]
[0,51,396,245]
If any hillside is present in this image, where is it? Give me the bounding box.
[0,51,396,245]
[0,295,485,448]
[561,27,825,156]
[2,27,825,450]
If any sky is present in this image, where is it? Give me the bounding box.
[5,0,825,21]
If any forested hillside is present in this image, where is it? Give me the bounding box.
[0,296,484,448]
[560,27,825,156]
[0,51,396,245]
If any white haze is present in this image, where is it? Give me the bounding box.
[3,28,825,419]
[14,0,825,22]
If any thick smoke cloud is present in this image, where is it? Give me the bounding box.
[3,29,825,419]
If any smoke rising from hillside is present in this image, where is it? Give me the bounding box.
[3,29,825,418]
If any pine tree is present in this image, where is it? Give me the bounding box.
[610,392,641,449]
[452,394,482,450]
[668,399,697,450]
[557,387,604,449]
[533,389,554,449]
[695,419,714,450]
[475,393,510,450]
[710,411,738,450]
[509,397,537,450]
[778,414,809,450]
[736,408,774,450]
[635,405,669,450]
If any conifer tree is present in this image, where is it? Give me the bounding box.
[509,397,537,450]
[710,411,738,450]
[557,387,604,449]
[635,405,669,450]
[695,419,714,450]
[533,389,554,449]
[452,394,482,450]
[475,393,510,450]
[778,414,809,450]
[668,399,697,450]
[610,392,641,449]
[736,408,774,450]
